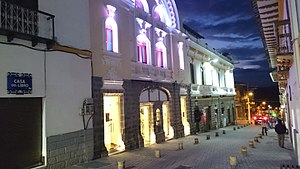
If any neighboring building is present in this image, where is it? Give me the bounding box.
[253,0,300,165]
[0,0,236,168]
[235,84,248,121]
[0,0,93,169]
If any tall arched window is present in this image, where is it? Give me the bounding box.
[105,5,118,53]
[136,30,151,64]
[155,38,167,68]
[134,0,149,13]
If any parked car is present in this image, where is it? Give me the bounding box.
[254,114,268,125]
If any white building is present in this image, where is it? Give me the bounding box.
[253,0,300,165]
[0,0,236,168]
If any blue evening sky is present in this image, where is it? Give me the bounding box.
[175,0,276,87]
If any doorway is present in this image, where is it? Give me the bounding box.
[180,96,190,136]
[140,104,156,145]
[103,95,125,154]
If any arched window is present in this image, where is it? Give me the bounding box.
[136,30,151,64]
[155,38,167,68]
[178,42,184,70]
[134,0,149,13]
[152,1,172,27]
[105,5,118,53]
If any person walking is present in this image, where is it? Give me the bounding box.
[275,119,287,148]
[261,119,268,136]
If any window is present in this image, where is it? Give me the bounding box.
[106,26,113,51]
[178,42,184,70]
[105,5,118,53]
[190,63,195,84]
[156,49,163,67]
[137,41,147,64]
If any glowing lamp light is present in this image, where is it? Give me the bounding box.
[254,116,257,120]
[263,116,268,121]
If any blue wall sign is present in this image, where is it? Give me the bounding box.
[7,72,32,95]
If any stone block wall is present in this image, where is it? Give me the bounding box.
[46,129,93,169]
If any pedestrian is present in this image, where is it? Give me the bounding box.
[261,119,268,136]
[275,119,287,148]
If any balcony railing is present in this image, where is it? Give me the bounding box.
[276,20,293,55]
[0,0,55,46]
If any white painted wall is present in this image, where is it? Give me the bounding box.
[287,63,300,164]
[0,44,45,97]
[45,51,92,136]
[39,0,91,49]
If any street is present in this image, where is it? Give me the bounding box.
[68,124,297,169]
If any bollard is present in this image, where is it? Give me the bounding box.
[206,135,210,140]
[223,130,226,134]
[233,127,236,131]
[241,146,247,156]
[194,138,199,144]
[254,137,259,143]
[229,156,237,168]
[241,126,243,128]
[215,132,219,137]
[249,141,255,148]
[155,150,161,158]
[178,143,183,150]
[237,126,240,129]
[117,161,125,169]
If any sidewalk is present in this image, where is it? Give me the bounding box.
[68,124,298,169]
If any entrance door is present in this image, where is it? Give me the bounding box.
[140,104,155,145]
[180,96,190,136]
[206,107,212,131]
[103,95,124,154]
[163,102,173,139]
[0,98,42,169]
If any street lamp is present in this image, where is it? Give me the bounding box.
[247,92,253,121]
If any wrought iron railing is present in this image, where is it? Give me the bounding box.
[0,0,55,42]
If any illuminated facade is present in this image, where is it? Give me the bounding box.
[0,0,236,168]
[90,0,236,158]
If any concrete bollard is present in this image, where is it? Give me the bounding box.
[229,156,237,168]
[117,161,125,169]
[233,127,236,131]
[223,130,226,134]
[241,126,243,128]
[194,138,199,144]
[241,146,247,156]
[249,141,255,148]
[215,132,219,137]
[237,126,240,129]
[155,150,161,158]
[178,143,183,150]
[206,135,210,140]
[254,137,259,143]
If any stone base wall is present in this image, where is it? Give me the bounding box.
[46,129,93,169]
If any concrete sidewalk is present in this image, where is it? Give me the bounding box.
[68,124,298,169]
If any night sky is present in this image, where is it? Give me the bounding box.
[175,0,277,87]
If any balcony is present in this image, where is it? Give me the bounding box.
[0,0,55,47]
[191,84,232,97]
[131,62,172,82]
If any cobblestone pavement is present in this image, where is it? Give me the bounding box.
[68,124,298,169]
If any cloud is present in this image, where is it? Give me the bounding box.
[174,0,273,86]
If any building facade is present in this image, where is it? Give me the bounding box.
[253,0,300,165]
[0,0,236,168]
